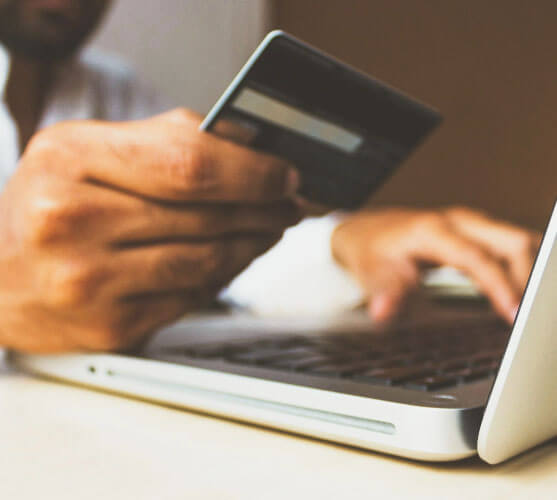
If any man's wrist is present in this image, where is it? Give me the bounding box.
[329,212,351,269]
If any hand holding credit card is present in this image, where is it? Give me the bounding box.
[201,31,441,209]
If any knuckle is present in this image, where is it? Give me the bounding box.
[460,248,493,275]
[170,146,217,197]
[458,245,483,264]
[414,211,446,234]
[23,193,89,246]
[20,126,87,181]
[183,147,209,183]
[46,261,105,308]
[19,133,62,177]
[444,205,475,220]
[23,126,76,169]
[25,129,59,157]
[24,197,70,246]
[166,107,200,125]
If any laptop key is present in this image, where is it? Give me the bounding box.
[354,366,437,386]
[306,359,379,377]
[226,349,291,365]
[470,356,497,368]
[435,357,472,372]
[265,355,335,371]
[448,367,493,382]
[404,375,459,391]
[227,346,318,365]
[469,350,504,367]
[182,345,233,359]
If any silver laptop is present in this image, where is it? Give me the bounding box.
[12,202,556,464]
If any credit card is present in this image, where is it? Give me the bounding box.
[201,31,441,209]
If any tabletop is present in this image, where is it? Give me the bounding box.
[0,362,555,500]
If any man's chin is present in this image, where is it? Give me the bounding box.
[0,0,111,62]
[0,35,82,62]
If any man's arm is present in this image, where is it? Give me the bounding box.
[226,207,540,324]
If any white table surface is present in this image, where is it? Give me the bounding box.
[0,363,556,500]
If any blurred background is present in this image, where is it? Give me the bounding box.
[91,0,556,230]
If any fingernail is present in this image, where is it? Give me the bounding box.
[508,304,519,322]
[370,295,389,323]
[285,169,300,194]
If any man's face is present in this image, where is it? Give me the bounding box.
[0,0,111,61]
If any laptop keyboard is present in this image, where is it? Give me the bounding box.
[171,318,510,392]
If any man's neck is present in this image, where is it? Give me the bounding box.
[6,55,55,152]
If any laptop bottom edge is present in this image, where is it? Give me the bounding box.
[11,352,483,462]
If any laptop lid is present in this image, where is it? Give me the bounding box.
[478,201,557,464]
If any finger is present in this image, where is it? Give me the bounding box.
[413,226,520,323]
[445,208,541,291]
[51,110,299,203]
[110,201,301,247]
[97,236,279,299]
[368,285,407,324]
[506,233,541,293]
[358,259,419,323]
[38,181,301,247]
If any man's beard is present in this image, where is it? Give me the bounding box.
[0,0,110,62]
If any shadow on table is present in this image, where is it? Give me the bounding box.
[367,436,557,475]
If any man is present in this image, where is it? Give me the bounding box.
[0,0,540,352]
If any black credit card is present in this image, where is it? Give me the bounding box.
[200,30,441,209]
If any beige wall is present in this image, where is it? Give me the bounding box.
[274,0,557,229]
[91,0,271,113]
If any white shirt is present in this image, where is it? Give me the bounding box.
[0,45,364,317]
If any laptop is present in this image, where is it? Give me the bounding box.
[11,202,556,464]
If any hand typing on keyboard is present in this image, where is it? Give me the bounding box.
[331,207,541,324]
